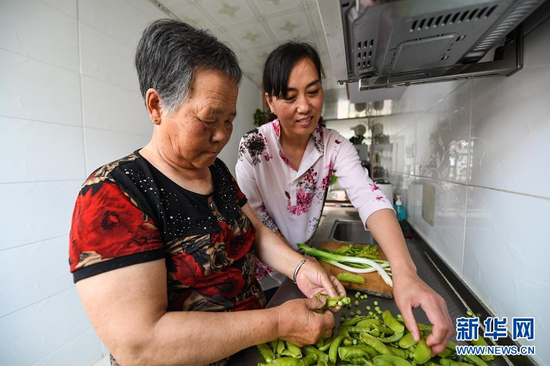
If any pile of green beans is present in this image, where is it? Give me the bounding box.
[257,293,494,366]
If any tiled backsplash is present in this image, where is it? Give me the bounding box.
[382,19,550,365]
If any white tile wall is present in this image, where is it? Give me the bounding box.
[81,75,152,135]
[0,50,82,126]
[223,76,261,175]
[79,22,138,91]
[0,288,94,366]
[464,187,550,358]
[0,236,74,317]
[363,16,550,365]
[78,0,152,46]
[0,0,79,72]
[2,1,260,365]
[39,0,77,18]
[0,117,86,183]
[32,330,103,366]
[0,180,82,251]
[470,66,550,198]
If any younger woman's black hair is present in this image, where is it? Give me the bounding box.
[263,41,323,99]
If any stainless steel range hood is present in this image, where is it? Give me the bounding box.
[317,0,546,90]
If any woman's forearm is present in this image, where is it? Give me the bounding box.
[130,307,281,366]
[365,209,417,278]
[254,224,305,279]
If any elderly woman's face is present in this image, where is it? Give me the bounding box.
[160,69,238,169]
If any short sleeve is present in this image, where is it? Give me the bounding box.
[69,180,164,282]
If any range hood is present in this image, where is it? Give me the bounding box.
[317,0,546,90]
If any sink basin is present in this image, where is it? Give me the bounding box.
[329,220,377,245]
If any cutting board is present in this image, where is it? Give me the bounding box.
[320,241,393,298]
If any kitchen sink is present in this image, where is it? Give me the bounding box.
[329,220,377,245]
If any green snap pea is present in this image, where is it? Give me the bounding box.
[438,347,453,358]
[425,362,441,366]
[328,334,347,364]
[299,353,318,366]
[462,354,489,366]
[397,332,418,349]
[373,354,412,366]
[379,331,404,343]
[439,359,460,366]
[277,338,286,355]
[266,357,302,365]
[388,345,407,358]
[284,341,302,358]
[269,339,278,350]
[303,345,329,363]
[382,310,405,334]
[343,337,354,346]
[318,336,334,352]
[359,332,392,355]
[337,272,366,284]
[342,316,370,327]
[338,346,372,362]
[356,319,382,328]
[412,339,431,364]
[256,343,275,363]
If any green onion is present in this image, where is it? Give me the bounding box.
[297,243,393,287]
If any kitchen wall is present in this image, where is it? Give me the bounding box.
[0,1,260,365]
[374,18,550,365]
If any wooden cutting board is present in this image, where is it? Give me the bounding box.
[319,241,393,298]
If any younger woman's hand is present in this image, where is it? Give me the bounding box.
[295,258,346,303]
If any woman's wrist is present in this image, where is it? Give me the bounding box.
[292,259,309,284]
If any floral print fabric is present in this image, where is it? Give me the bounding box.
[236,120,394,290]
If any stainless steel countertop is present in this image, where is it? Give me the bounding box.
[228,206,514,366]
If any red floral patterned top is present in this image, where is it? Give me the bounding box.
[69,152,265,314]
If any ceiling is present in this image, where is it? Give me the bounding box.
[154,0,345,98]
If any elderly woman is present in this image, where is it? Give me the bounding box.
[236,41,453,355]
[69,20,343,366]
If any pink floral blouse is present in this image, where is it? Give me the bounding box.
[236,120,393,289]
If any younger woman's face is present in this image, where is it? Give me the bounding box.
[266,57,324,140]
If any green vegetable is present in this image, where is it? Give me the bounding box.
[303,346,329,363]
[264,357,302,365]
[298,244,393,287]
[329,334,348,364]
[338,345,375,362]
[463,354,489,366]
[373,354,412,366]
[257,343,275,363]
[412,339,431,364]
[315,293,351,313]
[285,341,302,358]
[359,333,393,355]
[300,353,318,366]
[382,310,405,334]
[397,332,417,349]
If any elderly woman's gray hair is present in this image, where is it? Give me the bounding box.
[135,19,242,114]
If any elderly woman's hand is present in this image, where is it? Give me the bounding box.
[295,258,346,301]
[275,296,335,346]
[392,272,454,356]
